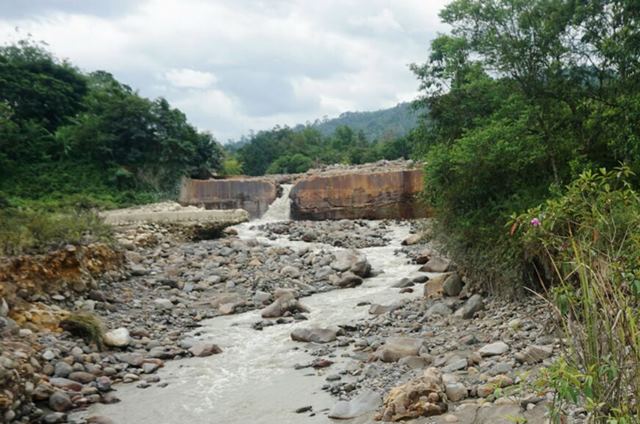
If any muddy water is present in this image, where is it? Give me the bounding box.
[74,197,427,423]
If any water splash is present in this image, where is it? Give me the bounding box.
[258,184,292,223]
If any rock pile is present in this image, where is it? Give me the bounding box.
[257,220,393,248]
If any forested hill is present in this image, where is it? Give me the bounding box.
[298,102,418,141]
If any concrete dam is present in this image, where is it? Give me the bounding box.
[178,161,428,220]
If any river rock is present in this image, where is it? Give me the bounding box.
[49,391,72,412]
[515,345,553,364]
[54,361,73,378]
[328,389,382,419]
[49,378,83,392]
[291,327,338,343]
[375,337,426,362]
[479,341,509,357]
[104,328,132,348]
[261,292,308,318]
[445,382,468,402]
[68,371,96,384]
[420,257,451,273]
[415,248,433,264]
[402,234,422,246]
[43,413,67,424]
[455,294,484,319]
[96,376,112,392]
[424,273,452,299]
[424,302,452,318]
[442,273,463,297]
[334,272,363,288]
[331,250,371,278]
[376,367,447,421]
[189,343,222,357]
[281,265,301,278]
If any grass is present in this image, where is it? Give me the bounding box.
[59,312,106,350]
[0,208,113,255]
[541,240,640,423]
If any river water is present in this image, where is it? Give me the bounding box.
[74,190,427,424]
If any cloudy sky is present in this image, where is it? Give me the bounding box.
[0,0,449,142]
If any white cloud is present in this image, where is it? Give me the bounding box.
[164,68,217,89]
[0,0,450,141]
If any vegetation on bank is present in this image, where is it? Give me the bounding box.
[412,0,640,291]
[414,1,640,420]
[0,208,113,256]
[0,39,224,210]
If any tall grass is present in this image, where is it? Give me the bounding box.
[0,208,113,255]
[515,167,640,422]
[543,240,640,422]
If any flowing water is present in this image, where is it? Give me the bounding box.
[73,193,428,424]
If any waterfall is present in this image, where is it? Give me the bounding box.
[259,184,292,222]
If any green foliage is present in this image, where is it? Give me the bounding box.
[413,0,640,290]
[0,41,223,207]
[516,170,640,422]
[221,157,244,176]
[513,167,640,286]
[266,153,313,174]
[0,208,113,255]
[235,124,413,176]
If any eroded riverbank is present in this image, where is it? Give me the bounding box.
[2,193,565,424]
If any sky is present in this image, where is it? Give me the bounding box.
[0,0,449,142]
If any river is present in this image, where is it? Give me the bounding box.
[73,188,426,424]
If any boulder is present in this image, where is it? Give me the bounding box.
[104,328,131,348]
[261,292,308,318]
[375,337,426,362]
[424,273,453,299]
[420,257,451,273]
[376,368,447,421]
[334,272,363,288]
[189,343,222,357]
[515,345,553,364]
[290,327,339,343]
[49,391,72,412]
[424,302,452,318]
[479,341,509,357]
[328,390,382,419]
[445,382,467,402]
[455,294,484,319]
[331,250,371,278]
[402,234,422,246]
[442,273,463,297]
[415,248,433,264]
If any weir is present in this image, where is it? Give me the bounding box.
[178,164,428,221]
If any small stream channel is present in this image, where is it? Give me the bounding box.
[74,188,428,424]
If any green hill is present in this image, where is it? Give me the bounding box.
[298,102,419,141]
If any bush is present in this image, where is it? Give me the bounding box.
[0,208,113,255]
[516,168,640,421]
[422,111,553,294]
[59,312,105,350]
[266,153,313,174]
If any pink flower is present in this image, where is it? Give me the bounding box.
[530,217,541,227]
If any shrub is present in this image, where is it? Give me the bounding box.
[0,208,113,255]
[516,168,640,422]
[59,312,106,350]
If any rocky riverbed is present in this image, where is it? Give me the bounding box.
[1,208,576,424]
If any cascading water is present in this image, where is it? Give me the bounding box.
[72,191,429,424]
[258,184,292,223]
